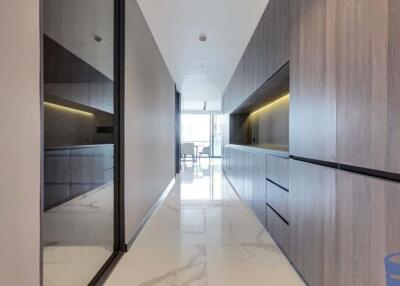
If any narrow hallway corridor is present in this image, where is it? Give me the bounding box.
[105,159,304,286]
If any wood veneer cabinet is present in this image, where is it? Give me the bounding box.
[252,153,267,227]
[289,160,400,286]
[267,155,289,189]
[289,159,336,286]
[267,206,290,254]
[329,171,400,286]
[289,0,336,162]
[266,181,289,221]
[335,0,400,174]
[290,0,400,173]
[222,0,289,113]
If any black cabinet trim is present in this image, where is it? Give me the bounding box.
[266,178,289,192]
[290,155,400,183]
[266,203,289,225]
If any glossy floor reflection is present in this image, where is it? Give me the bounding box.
[43,183,114,286]
[106,159,304,286]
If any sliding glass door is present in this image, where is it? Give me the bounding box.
[42,0,121,285]
[181,114,222,159]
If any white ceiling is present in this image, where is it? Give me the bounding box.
[137,0,270,111]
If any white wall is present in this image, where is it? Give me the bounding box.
[0,0,41,285]
[124,0,176,242]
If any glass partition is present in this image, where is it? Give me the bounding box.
[42,0,116,284]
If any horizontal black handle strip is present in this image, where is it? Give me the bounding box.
[266,178,289,192]
[266,203,289,225]
[290,156,400,183]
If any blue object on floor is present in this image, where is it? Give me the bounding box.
[385,253,400,286]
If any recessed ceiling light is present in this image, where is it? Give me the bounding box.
[203,101,207,111]
[199,34,207,42]
[94,35,103,42]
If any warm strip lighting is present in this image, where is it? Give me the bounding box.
[251,94,290,116]
[44,102,93,117]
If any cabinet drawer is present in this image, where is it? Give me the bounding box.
[267,156,289,189]
[267,205,290,255]
[267,181,289,221]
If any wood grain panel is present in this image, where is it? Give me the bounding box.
[387,0,400,173]
[266,181,289,221]
[336,0,388,172]
[329,171,400,286]
[267,206,290,255]
[262,0,289,86]
[243,151,254,206]
[222,0,289,114]
[267,155,289,189]
[335,0,400,174]
[289,159,336,286]
[289,0,336,162]
[252,153,267,227]
[229,114,252,145]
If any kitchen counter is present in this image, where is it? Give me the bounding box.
[228,144,289,158]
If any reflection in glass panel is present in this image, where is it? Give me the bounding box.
[42,0,115,285]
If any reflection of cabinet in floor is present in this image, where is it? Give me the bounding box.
[44,144,114,210]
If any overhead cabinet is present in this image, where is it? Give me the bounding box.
[289,0,336,162]
[290,0,400,173]
[222,0,289,114]
[335,0,400,174]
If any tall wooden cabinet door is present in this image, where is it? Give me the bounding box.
[331,171,400,286]
[253,153,267,227]
[289,159,336,286]
[289,0,336,162]
[263,0,289,82]
[249,17,264,93]
[336,0,400,174]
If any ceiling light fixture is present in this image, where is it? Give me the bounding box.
[199,34,207,42]
[94,35,103,42]
[203,101,207,111]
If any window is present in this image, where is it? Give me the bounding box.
[181,114,222,158]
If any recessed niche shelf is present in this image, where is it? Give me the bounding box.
[229,62,290,147]
[232,62,289,115]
